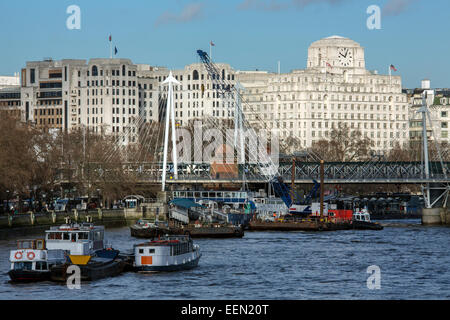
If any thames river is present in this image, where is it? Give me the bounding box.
[1,220,449,300]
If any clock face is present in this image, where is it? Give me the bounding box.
[338,48,353,67]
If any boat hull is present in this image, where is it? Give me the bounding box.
[8,270,51,283]
[134,254,201,273]
[50,259,126,282]
[352,221,384,230]
[131,224,244,239]
[130,226,170,238]
[172,226,244,238]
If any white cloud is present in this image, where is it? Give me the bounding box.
[383,0,416,16]
[155,2,205,27]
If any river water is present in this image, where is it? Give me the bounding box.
[1,220,449,300]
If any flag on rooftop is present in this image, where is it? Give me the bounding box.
[210,41,215,46]
[390,64,397,72]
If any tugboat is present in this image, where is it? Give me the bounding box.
[8,239,65,283]
[133,235,201,272]
[46,223,126,282]
[352,208,383,230]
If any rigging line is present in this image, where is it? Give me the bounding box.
[137,92,168,164]
[102,102,152,164]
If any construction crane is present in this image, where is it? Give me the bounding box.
[196,49,317,209]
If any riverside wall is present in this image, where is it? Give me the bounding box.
[0,207,152,240]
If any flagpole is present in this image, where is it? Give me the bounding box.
[389,65,392,88]
[210,42,212,61]
[110,35,112,59]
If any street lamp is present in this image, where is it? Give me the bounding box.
[5,190,10,214]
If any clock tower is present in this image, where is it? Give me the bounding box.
[306,35,366,74]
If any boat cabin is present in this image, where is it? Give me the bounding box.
[45,223,105,255]
[134,235,195,267]
[9,239,50,272]
[353,210,371,222]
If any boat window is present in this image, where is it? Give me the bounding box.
[48,232,62,240]
[78,232,89,240]
[148,249,155,254]
[139,249,144,254]
[63,233,70,241]
[94,231,103,241]
[14,262,32,271]
[19,241,33,249]
[36,261,48,271]
[36,240,44,249]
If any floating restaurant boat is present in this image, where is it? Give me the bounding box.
[43,223,126,282]
[133,235,201,272]
[8,239,65,283]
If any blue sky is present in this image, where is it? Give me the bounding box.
[0,0,449,88]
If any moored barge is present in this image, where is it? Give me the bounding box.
[133,235,201,272]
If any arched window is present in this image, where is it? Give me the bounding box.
[193,70,199,80]
[122,65,126,77]
[92,65,98,77]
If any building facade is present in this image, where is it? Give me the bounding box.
[237,36,410,151]
[407,83,450,144]
[19,58,161,144]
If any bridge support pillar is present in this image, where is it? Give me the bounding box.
[440,208,450,225]
[422,208,442,225]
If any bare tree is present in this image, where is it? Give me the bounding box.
[310,126,374,162]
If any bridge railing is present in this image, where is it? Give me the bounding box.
[56,161,450,183]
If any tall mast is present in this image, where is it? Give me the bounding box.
[161,71,181,191]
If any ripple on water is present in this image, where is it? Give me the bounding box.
[1,227,450,300]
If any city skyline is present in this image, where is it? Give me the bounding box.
[0,0,449,88]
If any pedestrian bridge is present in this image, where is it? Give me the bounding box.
[123,161,450,185]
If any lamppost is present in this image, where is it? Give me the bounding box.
[5,190,10,215]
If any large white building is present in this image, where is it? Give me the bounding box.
[0,73,20,89]
[20,58,160,144]
[407,80,450,144]
[12,36,421,152]
[237,36,410,151]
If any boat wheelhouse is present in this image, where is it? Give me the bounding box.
[133,235,201,272]
[8,239,65,282]
[353,208,372,222]
[352,208,384,230]
[45,223,106,256]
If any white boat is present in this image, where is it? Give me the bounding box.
[8,239,65,282]
[352,208,383,230]
[45,222,107,256]
[133,235,201,272]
